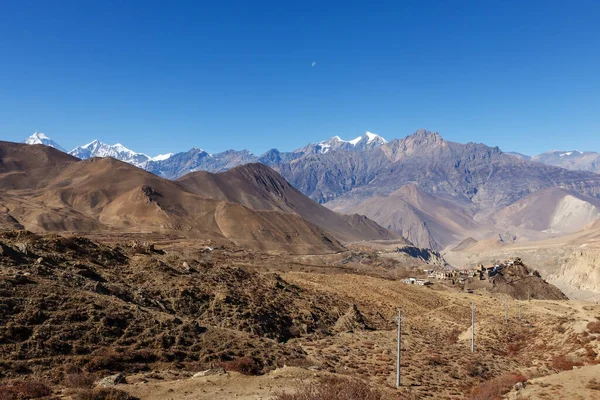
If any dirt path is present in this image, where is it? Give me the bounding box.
[506,364,600,400]
[119,367,317,400]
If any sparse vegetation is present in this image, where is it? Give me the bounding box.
[0,380,52,400]
[587,378,600,391]
[63,371,97,389]
[218,357,262,375]
[468,373,527,400]
[587,321,600,334]
[274,376,383,400]
[72,388,138,400]
[550,355,583,371]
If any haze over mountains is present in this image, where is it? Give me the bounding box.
[18,130,600,250]
[509,150,600,173]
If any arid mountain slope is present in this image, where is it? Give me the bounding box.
[445,218,600,300]
[329,183,481,249]
[322,131,600,249]
[176,163,401,244]
[488,187,600,234]
[0,142,399,253]
[0,142,349,254]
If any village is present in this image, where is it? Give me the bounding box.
[402,257,538,289]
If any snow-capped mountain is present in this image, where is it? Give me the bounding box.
[530,150,600,173]
[22,132,66,152]
[296,131,387,154]
[68,140,151,168]
[144,148,257,178]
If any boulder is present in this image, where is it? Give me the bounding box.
[192,368,226,378]
[333,304,369,332]
[96,373,126,387]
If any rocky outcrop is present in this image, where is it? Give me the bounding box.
[333,304,369,333]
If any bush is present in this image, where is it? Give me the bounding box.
[426,353,447,366]
[468,374,527,400]
[551,355,583,371]
[274,376,382,400]
[218,357,262,375]
[73,388,138,400]
[64,372,97,389]
[464,360,489,379]
[0,380,52,399]
[587,321,600,334]
[587,378,600,391]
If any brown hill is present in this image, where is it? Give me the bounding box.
[329,183,480,249]
[176,163,402,244]
[451,237,478,252]
[489,187,600,234]
[0,142,396,254]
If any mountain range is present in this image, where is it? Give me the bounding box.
[0,140,399,254]
[17,130,600,250]
[508,150,600,173]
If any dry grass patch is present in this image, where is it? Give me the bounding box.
[274,376,385,400]
[550,355,583,371]
[468,373,527,400]
[0,380,52,400]
[587,321,600,334]
[587,378,600,391]
[218,357,262,375]
[63,372,97,389]
[72,388,138,400]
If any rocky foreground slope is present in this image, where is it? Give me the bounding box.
[1,231,598,399]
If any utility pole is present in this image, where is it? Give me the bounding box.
[471,301,475,352]
[394,309,404,388]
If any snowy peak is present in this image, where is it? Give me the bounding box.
[299,131,388,154]
[23,132,66,152]
[365,131,386,144]
[69,140,151,168]
[151,153,173,161]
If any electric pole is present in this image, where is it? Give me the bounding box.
[394,309,404,388]
[471,301,475,352]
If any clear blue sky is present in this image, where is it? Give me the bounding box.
[1,0,599,156]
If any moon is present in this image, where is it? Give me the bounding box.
[311,61,317,67]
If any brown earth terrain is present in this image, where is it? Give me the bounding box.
[0,141,398,255]
[1,231,599,399]
[445,218,600,301]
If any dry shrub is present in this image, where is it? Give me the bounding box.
[464,360,489,379]
[585,347,598,359]
[0,386,18,400]
[86,351,123,372]
[73,388,138,400]
[445,328,462,344]
[64,372,97,389]
[426,353,447,366]
[587,321,600,334]
[218,357,261,375]
[468,374,527,400]
[587,378,600,391]
[551,355,583,371]
[274,376,382,400]
[0,380,52,399]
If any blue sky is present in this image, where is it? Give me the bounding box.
[1,0,599,156]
